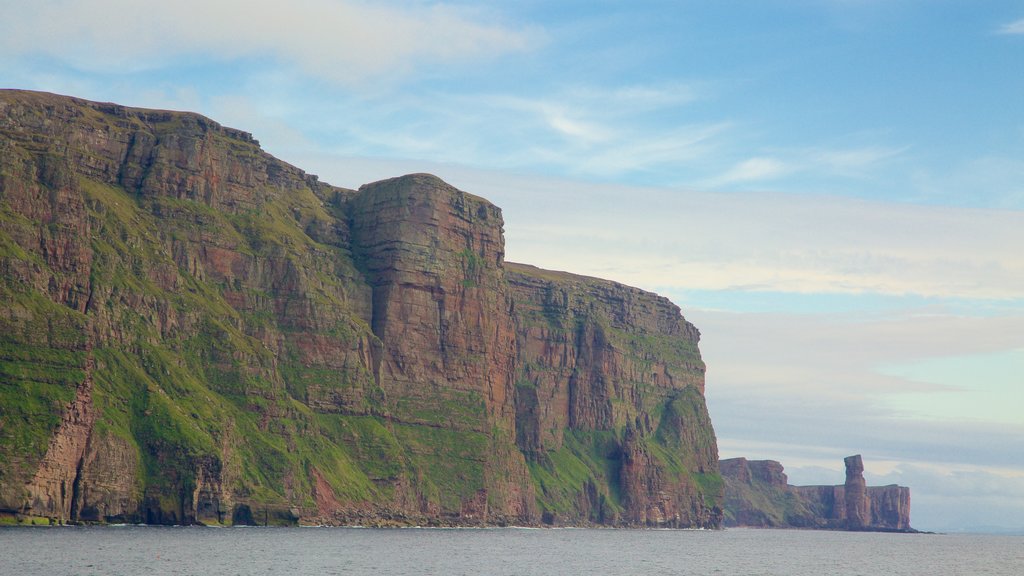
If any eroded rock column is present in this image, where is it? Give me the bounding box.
[844,454,869,529]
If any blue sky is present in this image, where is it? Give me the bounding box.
[2,0,1022,532]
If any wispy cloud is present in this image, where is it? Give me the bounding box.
[572,123,729,177]
[706,157,794,185]
[264,83,721,180]
[811,145,908,174]
[561,83,704,111]
[0,0,537,85]
[996,18,1024,35]
[701,145,906,188]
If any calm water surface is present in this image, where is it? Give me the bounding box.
[1,526,1021,575]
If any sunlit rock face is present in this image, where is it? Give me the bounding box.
[0,90,721,527]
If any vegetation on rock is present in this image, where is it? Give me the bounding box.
[0,90,722,527]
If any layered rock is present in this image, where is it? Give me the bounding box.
[347,174,534,524]
[0,90,721,527]
[508,264,718,527]
[721,455,914,532]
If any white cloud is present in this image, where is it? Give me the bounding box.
[706,157,794,185]
[702,145,907,188]
[0,0,537,85]
[544,112,610,142]
[572,123,729,177]
[693,309,1024,401]
[996,18,1024,35]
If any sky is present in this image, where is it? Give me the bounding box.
[2,0,1022,533]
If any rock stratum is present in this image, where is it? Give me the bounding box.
[720,455,914,532]
[0,90,722,527]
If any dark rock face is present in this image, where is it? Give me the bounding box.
[721,455,914,532]
[0,90,721,527]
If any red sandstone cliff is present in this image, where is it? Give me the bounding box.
[0,90,721,527]
[508,264,718,527]
[721,455,914,532]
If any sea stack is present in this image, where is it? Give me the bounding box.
[720,454,915,532]
[844,454,869,529]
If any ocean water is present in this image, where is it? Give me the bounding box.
[1,526,1021,576]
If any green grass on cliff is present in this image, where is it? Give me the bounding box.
[527,430,624,519]
[616,329,704,372]
[72,173,393,516]
[0,283,88,473]
[278,337,380,414]
[90,345,224,498]
[0,207,42,264]
[90,319,392,514]
[392,387,487,432]
[0,351,82,464]
[314,415,405,484]
[459,248,483,288]
[722,477,795,526]
[394,423,489,511]
[230,406,379,506]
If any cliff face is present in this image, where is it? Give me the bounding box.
[0,90,721,527]
[720,455,913,532]
[508,264,718,527]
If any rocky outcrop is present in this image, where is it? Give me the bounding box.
[721,455,914,532]
[0,90,721,527]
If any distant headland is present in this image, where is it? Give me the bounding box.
[721,454,915,532]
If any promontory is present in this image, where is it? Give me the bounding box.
[0,90,722,527]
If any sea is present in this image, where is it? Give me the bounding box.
[1,526,1021,576]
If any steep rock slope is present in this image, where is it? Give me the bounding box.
[0,90,720,527]
[721,455,913,532]
[508,264,719,527]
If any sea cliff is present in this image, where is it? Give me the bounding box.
[0,90,721,527]
[720,455,913,532]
